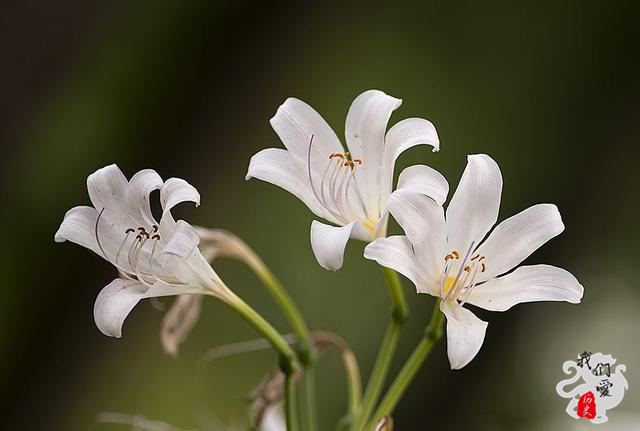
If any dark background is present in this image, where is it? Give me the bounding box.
[1,1,639,430]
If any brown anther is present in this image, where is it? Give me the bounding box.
[479,256,486,261]
[353,159,363,165]
[451,250,460,259]
[329,153,344,159]
[152,225,158,233]
[138,227,146,233]
[344,160,355,169]
[444,254,454,261]
[135,234,142,241]
[471,254,480,261]
[125,228,135,234]
[141,231,150,239]
[151,234,161,240]
[481,262,486,273]
[464,265,471,272]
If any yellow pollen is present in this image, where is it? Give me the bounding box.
[442,276,457,297]
[328,152,363,167]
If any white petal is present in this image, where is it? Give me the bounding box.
[385,117,440,159]
[127,169,163,224]
[384,117,439,196]
[94,278,202,338]
[269,97,344,183]
[440,300,488,369]
[87,164,130,225]
[246,148,333,221]
[379,118,440,212]
[387,190,447,283]
[55,205,128,264]
[364,236,430,294]
[162,219,200,258]
[446,154,502,254]
[310,220,355,271]
[158,220,219,288]
[270,97,343,159]
[466,264,584,312]
[475,204,565,281]
[344,90,402,213]
[396,164,449,205]
[160,177,200,213]
[54,206,99,252]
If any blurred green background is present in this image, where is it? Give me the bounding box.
[1,1,639,430]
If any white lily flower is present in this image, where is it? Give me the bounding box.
[247,89,446,270]
[55,164,235,338]
[364,154,584,369]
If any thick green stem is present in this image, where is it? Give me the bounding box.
[285,371,299,431]
[367,299,445,428]
[353,269,408,431]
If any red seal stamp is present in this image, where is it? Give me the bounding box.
[577,391,596,419]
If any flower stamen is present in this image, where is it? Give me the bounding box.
[440,244,489,304]
[306,134,370,226]
[442,241,476,302]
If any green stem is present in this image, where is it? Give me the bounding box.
[354,321,400,431]
[367,299,445,428]
[301,363,319,431]
[382,268,408,324]
[252,262,316,429]
[353,269,408,431]
[243,249,317,429]
[200,231,311,429]
[226,294,296,376]
[254,266,312,363]
[199,229,313,363]
[285,371,299,431]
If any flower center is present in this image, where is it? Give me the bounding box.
[307,135,369,227]
[95,209,181,287]
[438,241,488,304]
